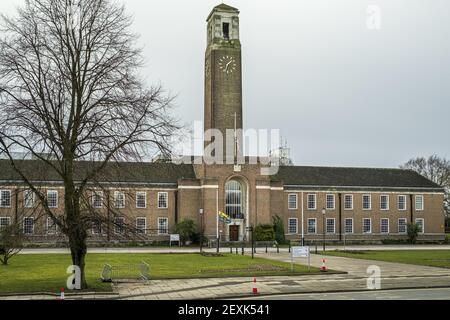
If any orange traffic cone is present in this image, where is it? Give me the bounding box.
[320,259,327,272]
[252,277,258,295]
[60,288,65,300]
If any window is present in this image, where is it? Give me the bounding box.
[136,192,147,209]
[222,22,230,40]
[24,190,34,208]
[381,218,389,234]
[288,218,298,234]
[345,219,354,234]
[225,180,244,219]
[115,191,125,209]
[47,217,57,235]
[288,194,298,210]
[0,190,11,208]
[415,219,425,234]
[380,195,389,211]
[307,219,317,234]
[158,192,169,209]
[0,217,11,229]
[363,218,372,234]
[307,194,316,210]
[136,218,147,234]
[326,218,336,234]
[415,195,424,211]
[326,194,335,210]
[23,217,34,235]
[362,195,372,210]
[398,219,407,234]
[114,217,125,235]
[92,220,102,235]
[398,195,407,211]
[158,217,169,235]
[92,191,103,209]
[344,195,353,210]
[47,190,58,208]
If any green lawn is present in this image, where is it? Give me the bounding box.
[0,253,318,294]
[323,250,450,269]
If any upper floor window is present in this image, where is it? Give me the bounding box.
[92,191,103,209]
[398,195,407,211]
[158,192,169,209]
[326,194,335,210]
[344,195,353,210]
[136,192,147,209]
[415,195,424,211]
[380,195,389,211]
[24,189,35,208]
[307,194,316,210]
[0,190,11,208]
[362,195,372,210]
[223,22,230,40]
[47,190,58,208]
[115,191,125,209]
[288,194,298,210]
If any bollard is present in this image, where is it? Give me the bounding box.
[277,244,279,254]
[265,245,268,253]
[59,288,65,300]
[242,246,244,255]
[236,247,238,255]
[289,241,291,253]
[230,247,233,254]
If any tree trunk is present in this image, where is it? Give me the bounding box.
[69,234,88,290]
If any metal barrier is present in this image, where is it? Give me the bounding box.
[101,261,150,282]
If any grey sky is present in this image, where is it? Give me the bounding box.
[1,0,449,168]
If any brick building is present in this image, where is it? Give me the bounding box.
[0,4,446,243]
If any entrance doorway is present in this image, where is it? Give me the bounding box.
[229,225,240,242]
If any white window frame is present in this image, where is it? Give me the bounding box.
[115,191,126,209]
[114,217,125,235]
[0,217,11,228]
[0,190,12,208]
[157,192,169,209]
[326,194,335,210]
[398,218,407,234]
[326,218,336,234]
[415,195,424,211]
[362,194,372,210]
[307,194,317,210]
[345,218,354,234]
[307,218,317,234]
[288,218,298,235]
[380,218,390,234]
[24,189,35,208]
[344,194,353,210]
[158,217,169,235]
[398,195,407,211]
[136,192,147,209]
[288,194,298,210]
[91,220,103,235]
[92,191,103,209]
[23,217,34,235]
[380,195,389,211]
[47,217,58,235]
[363,218,372,234]
[415,218,425,234]
[47,190,58,209]
[136,217,147,234]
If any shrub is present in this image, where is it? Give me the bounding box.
[254,225,275,241]
[272,215,286,244]
[407,223,420,244]
[174,219,198,245]
[0,223,23,265]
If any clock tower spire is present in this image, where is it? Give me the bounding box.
[204,4,243,162]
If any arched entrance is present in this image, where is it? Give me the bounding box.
[225,178,248,241]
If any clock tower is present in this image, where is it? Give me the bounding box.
[204,4,243,161]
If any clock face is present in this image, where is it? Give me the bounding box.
[218,55,237,75]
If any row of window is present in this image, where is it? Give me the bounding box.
[288,194,424,211]
[287,218,425,235]
[0,190,169,210]
[0,216,170,236]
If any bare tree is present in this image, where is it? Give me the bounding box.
[0,223,24,266]
[0,0,178,288]
[401,155,450,216]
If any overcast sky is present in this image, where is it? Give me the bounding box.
[1,0,449,168]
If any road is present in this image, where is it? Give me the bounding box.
[241,288,450,300]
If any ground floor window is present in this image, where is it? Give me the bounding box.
[158,218,169,235]
[380,218,389,234]
[398,218,407,234]
[47,217,58,235]
[136,217,147,234]
[23,217,34,235]
[415,218,425,234]
[326,218,335,234]
[288,218,298,234]
[307,219,317,234]
[363,218,372,234]
[92,220,102,235]
[345,218,353,234]
[0,217,11,229]
[114,217,125,235]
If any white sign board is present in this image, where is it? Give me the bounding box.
[170,234,180,242]
[292,246,310,258]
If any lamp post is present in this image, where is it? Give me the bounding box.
[199,209,204,253]
[322,208,326,252]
